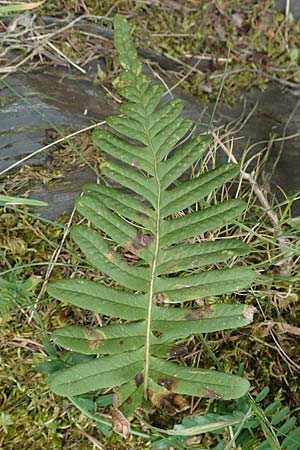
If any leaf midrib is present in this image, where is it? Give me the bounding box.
[143,111,161,396]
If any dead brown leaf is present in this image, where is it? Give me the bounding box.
[259,320,300,336]
[112,407,130,438]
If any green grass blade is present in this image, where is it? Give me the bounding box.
[277,417,297,436]
[0,194,47,207]
[0,1,43,15]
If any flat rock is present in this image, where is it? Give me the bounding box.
[1,51,300,218]
[0,64,115,172]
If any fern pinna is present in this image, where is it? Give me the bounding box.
[47,15,256,430]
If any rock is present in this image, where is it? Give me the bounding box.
[28,80,300,218]
[29,167,97,220]
[0,64,116,173]
[275,0,300,19]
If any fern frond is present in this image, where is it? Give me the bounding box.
[46,15,256,426]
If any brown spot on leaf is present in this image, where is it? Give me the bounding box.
[85,329,104,351]
[112,407,130,438]
[166,263,178,270]
[147,390,161,408]
[148,390,172,413]
[153,330,162,338]
[106,252,115,262]
[134,372,144,387]
[137,211,149,220]
[184,305,214,321]
[203,388,224,400]
[158,378,176,391]
[152,292,167,304]
[130,231,153,252]
[112,393,120,408]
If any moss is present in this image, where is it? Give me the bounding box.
[1,149,300,446]
[1,202,299,448]
[0,209,151,448]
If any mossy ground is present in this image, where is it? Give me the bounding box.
[39,0,300,103]
[1,167,299,449]
[1,1,300,449]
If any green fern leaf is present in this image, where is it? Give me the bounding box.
[46,14,256,424]
[48,349,144,397]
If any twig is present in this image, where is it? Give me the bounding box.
[0,47,43,79]
[285,0,290,18]
[254,294,300,372]
[147,62,174,99]
[213,132,279,227]
[0,121,105,177]
[158,51,205,76]
[185,53,231,63]
[46,41,86,74]
[73,426,106,449]
[25,15,92,42]
[208,46,231,131]
[285,0,291,48]
[271,75,300,89]
[164,57,202,96]
[29,205,77,322]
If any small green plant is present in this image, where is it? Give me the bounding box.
[0,275,35,314]
[0,195,47,315]
[44,15,256,437]
[151,387,300,450]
